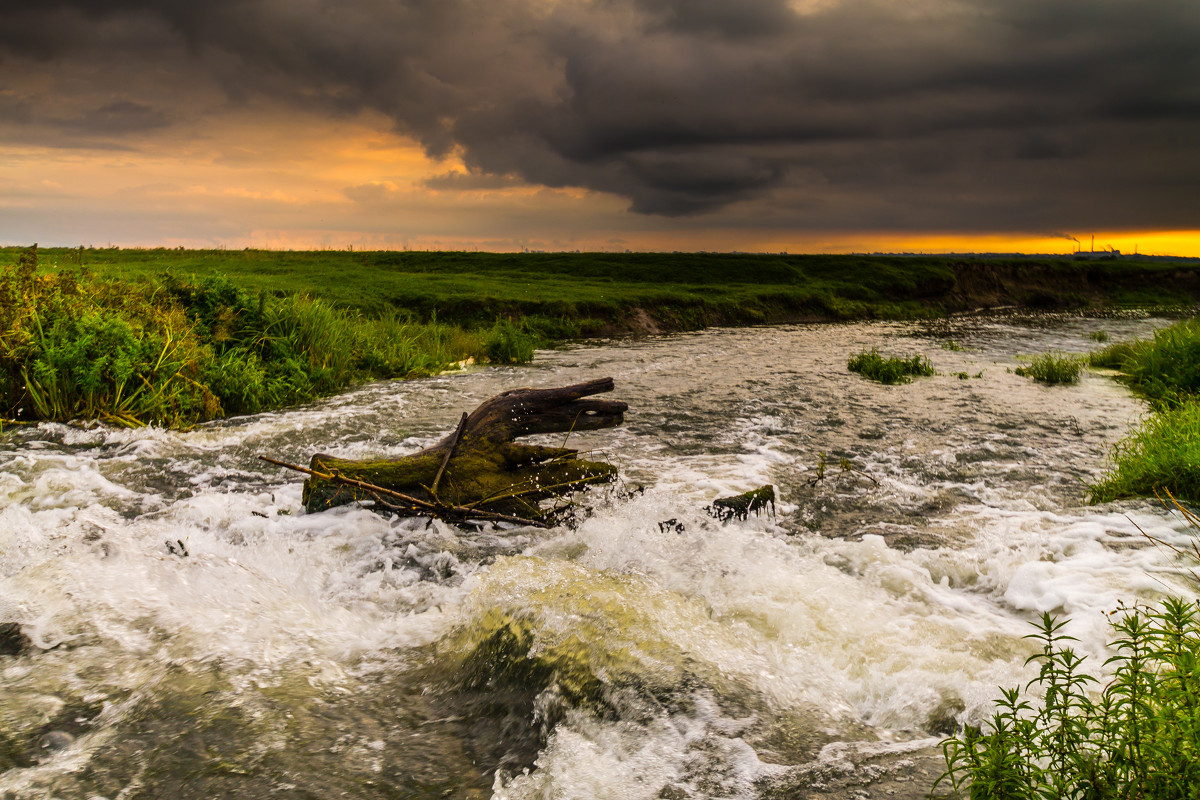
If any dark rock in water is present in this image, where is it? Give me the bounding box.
[0,622,31,656]
[0,730,34,771]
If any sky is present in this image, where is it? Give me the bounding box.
[2,0,1199,255]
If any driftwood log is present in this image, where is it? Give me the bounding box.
[260,377,776,528]
[296,377,627,524]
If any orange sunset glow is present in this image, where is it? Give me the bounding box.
[2,1,1198,257]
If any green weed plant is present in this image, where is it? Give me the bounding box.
[938,600,1200,799]
[1015,352,1083,385]
[847,348,935,384]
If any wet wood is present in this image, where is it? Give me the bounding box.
[295,377,627,523]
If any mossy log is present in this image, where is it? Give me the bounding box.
[301,377,627,521]
[707,485,776,521]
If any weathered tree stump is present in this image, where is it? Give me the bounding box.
[300,377,627,523]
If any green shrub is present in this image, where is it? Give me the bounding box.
[1015,352,1083,385]
[847,348,935,384]
[938,602,1200,799]
[483,319,538,364]
[1088,399,1200,504]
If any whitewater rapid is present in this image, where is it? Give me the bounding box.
[1,315,1194,799]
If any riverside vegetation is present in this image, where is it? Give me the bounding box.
[846,348,936,384]
[1087,317,1200,504]
[0,246,547,427]
[13,243,1200,427]
[938,320,1200,799]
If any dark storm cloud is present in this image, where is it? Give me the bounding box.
[3,0,1199,227]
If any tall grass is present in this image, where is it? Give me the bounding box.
[1090,318,1200,409]
[0,247,534,427]
[847,348,936,384]
[1015,352,1083,385]
[1088,399,1200,504]
[1086,317,1200,503]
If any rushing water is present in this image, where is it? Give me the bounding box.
[2,316,1197,800]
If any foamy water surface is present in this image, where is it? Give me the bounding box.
[1,316,1194,799]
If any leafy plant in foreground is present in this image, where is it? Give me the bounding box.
[847,348,935,384]
[938,601,1200,799]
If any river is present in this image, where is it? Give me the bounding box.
[1,315,1195,799]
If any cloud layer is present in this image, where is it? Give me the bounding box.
[3,0,1199,230]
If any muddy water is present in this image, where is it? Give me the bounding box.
[1,316,1195,800]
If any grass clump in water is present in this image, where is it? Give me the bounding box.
[847,348,935,384]
[1089,329,1110,342]
[937,600,1200,799]
[1014,352,1083,385]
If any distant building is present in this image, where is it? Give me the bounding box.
[1074,249,1120,260]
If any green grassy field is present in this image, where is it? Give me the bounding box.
[4,245,1200,429]
[11,247,1200,331]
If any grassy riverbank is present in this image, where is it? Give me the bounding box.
[0,248,542,427]
[4,244,1200,427]
[9,246,1200,333]
[1087,317,1200,504]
